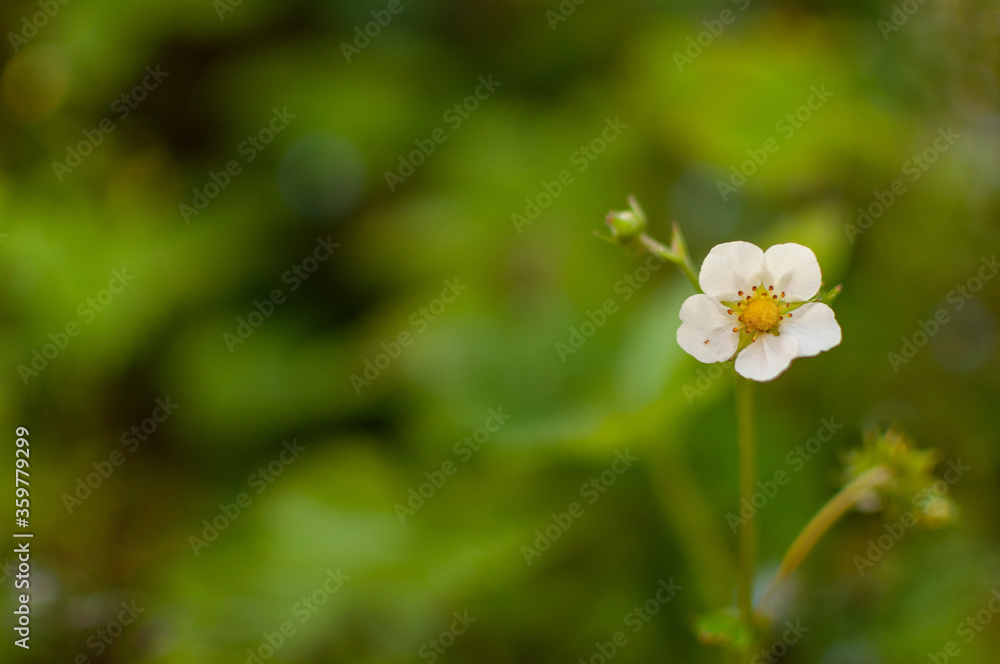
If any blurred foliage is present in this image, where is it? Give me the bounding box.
[844,428,959,527]
[0,0,998,662]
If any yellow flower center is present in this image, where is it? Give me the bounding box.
[741,292,781,332]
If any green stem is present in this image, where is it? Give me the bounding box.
[758,465,893,610]
[735,376,756,646]
[640,234,701,293]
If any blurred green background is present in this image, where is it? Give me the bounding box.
[1,0,998,661]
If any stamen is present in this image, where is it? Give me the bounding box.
[752,286,757,291]
[787,313,792,317]
[768,285,773,291]
[704,340,709,344]
[732,327,738,333]
[772,295,777,299]
[738,291,743,296]
[727,309,733,314]
[780,291,785,298]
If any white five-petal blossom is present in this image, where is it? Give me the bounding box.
[676,241,841,381]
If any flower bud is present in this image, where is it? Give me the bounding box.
[842,428,959,528]
[603,195,647,244]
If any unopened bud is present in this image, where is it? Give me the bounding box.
[603,195,647,245]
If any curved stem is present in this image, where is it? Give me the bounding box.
[735,377,756,643]
[758,465,893,610]
[640,234,701,293]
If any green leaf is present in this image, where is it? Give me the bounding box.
[694,608,755,651]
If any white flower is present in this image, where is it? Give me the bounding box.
[676,241,842,382]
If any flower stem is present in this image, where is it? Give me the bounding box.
[758,465,893,610]
[735,376,756,641]
[640,234,701,293]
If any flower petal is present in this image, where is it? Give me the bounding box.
[780,303,842,357]
[762,243,822,302]
[677,294,739,363]
[734,333,799,382]
[699,241,765,301]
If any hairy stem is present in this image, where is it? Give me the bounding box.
[640,234,701,293]
[735,376,756,647]
[759,465,893,610]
